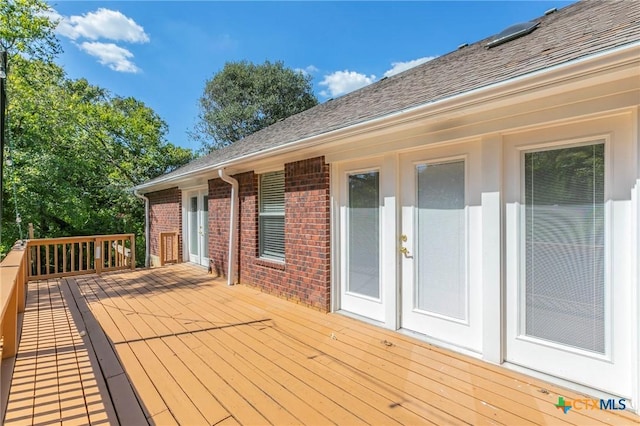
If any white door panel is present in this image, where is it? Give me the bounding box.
[186,190,209,268]
[505,139,632,398]
[400,146,483,353]
[338,161,385,322]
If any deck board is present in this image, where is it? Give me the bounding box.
[4,263,639,425]
[223,278,637,426]
[4,280,118,426]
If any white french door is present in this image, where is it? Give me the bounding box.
[187,190,209,268]
[505,138,633,397]
[399,148,482,352]
[338,160,385,322]
[337,147,482,352]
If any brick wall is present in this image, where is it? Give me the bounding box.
[208,177,232,276]
[208,156,331,311]
[148,187,182,262]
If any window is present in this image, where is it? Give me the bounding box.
[523,142,605,353]
[347,171,380,298]
[416,160,466,320]
[259,171,285,261]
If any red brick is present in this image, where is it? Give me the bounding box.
[148,187,183,262]
[208,157,331,311]
[150,158,331,312]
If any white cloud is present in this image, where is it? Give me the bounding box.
[383,56,436,78]
[319,70,376,98]
[46,8,148,73]
[298,65,320,75]
[295,65,319,76]
[55,8,149,43]
[79,42,141,73]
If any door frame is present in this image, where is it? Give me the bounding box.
[332,154,399,328]
[329,119,638,403]
[503,126,635,399]
[398,142,484,353]
[331,140,497,358]
[182,186,210,268]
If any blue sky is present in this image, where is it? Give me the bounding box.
[46,1,574,152]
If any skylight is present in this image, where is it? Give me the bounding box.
[486,21,539,48]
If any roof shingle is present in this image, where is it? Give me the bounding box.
[141,0,640,189]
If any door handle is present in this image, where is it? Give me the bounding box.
[400,234,412,258]
[400,246,412,258]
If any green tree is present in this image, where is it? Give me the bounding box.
[192,60,318,152]
[2,58,193,261]
[0,1,193,262]
[0,0,60,61]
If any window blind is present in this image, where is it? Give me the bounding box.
[416,160,466,320]
[524,143,605,353]
[259,171,285,260]
[347,171,380,298]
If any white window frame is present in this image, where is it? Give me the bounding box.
[516,137,612,360]
[259,170,285,261]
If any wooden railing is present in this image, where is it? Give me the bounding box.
[0,234,135,413]
[159,231,179,266]
[27,234,135,281]
[0,242,28,361]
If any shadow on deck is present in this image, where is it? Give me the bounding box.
[4,264,639,425]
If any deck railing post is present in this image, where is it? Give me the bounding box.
[17,252,25,313]
[95,238,102,275]
[1,286,18,359]
[130,234,135,270]
[160,233,166,266]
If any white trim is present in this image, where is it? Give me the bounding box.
[253,164,285,175]
[133,190,150,268]
[258,170,286,262]
[502,362,628,403]
[634,107,640,409]
[344,165,382,303]
[179,183,208,192]
[136,43,640,193]
[330,162,339,313]
[382,153,399,331]
[182,188,210,268]
[515,137,612,359]
[398,142,483,353]
[337,158,387,323]
[481,134,503,364]
[633,178,640,409]
[504,122,635,400]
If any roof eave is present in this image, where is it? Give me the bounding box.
[135,40,640,194]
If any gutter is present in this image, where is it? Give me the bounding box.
[133,190,150,268]
[218,169,238,286]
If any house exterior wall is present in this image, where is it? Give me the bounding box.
[208,156,331,311]
[208,176,232,276]
[140,46,639,405]
[148,187,182,266]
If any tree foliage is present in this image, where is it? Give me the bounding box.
[0,2,194,261]
[0,0,60,61]
[192,60,318,152]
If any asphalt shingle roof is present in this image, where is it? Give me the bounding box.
[141,0,640,190]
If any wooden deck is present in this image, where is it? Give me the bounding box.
[4,264,639,425]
